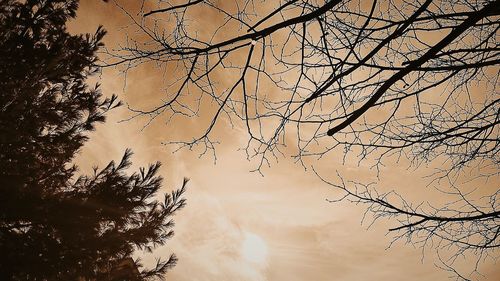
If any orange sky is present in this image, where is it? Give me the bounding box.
[70,1,499,280]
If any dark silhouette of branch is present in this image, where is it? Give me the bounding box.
[144,0,204,17]
[327,0,500,136]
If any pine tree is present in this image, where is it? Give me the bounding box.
[0,1,186,280]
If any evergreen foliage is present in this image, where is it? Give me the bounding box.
[0,1,186,280]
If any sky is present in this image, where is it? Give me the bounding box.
[70,1,499,280]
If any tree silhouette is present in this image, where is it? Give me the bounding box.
[109,0,499,278]
[0,1,186,280]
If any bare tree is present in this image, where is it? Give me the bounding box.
[106,0,499,279]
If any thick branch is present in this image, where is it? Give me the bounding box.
[144,0,204,17]
[327,0,500,136]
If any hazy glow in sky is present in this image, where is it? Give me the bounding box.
[242,232,268,264]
